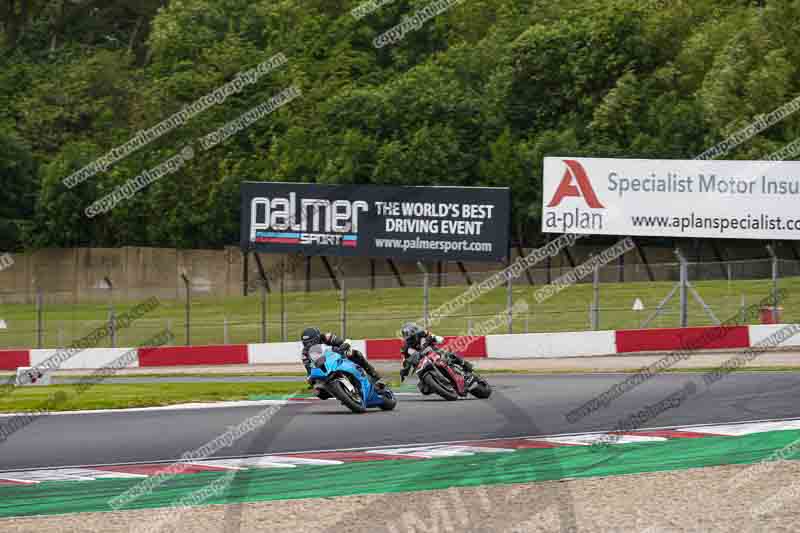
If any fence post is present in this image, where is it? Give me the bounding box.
[506,265,513,334]
[675,248,688,328]
[591,260,600,331]
[767,244,779,322]
[341,274,347,339]
[727,263,733,317]
[280,258,286,342]
[740,294,746,323]
[224,315,229,345]
[181,272,191,346]
[417,262,429,329]
[36,286,43,349]
[104,277,115,348]
[260,280,268,343]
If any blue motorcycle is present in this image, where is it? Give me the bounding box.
[307,344,397,414]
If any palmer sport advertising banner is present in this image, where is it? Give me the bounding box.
[542,157,800,240]
[241,182,511,261]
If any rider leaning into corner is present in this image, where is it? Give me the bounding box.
[399,322,475,393]
[300,327,385,388]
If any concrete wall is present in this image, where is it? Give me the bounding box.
[0,240,788,304]
[0,246,247,304]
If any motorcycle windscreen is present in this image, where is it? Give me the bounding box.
[307,344,326,366]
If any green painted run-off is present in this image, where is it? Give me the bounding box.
[3,429,800,518]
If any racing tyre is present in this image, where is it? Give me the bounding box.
[423,372,459,401]
[329,378,367,413]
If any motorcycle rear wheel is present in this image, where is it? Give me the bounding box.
[329,379,367,413]
[423,372,459,401]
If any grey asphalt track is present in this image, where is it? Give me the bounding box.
[3,371,800,471]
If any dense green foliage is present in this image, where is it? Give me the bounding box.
[1,0,798,250]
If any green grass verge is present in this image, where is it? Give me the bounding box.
[0,274,797,349]
[0,382,304,413]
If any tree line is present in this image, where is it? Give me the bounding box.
[1,0,798,251]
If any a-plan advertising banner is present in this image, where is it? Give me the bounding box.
[241,182,511,261]
[542,157,800,240]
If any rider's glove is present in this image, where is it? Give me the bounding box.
[340,339,352,355]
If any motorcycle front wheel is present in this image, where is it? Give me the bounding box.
[423,371,459,401]
[329,378,367,413]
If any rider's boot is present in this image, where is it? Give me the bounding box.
[457,359,476,388]
[464,373,477,389]
[364,363,385,389]
[351,350,385,389]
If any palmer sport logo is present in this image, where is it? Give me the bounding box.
[249,193,368,247]
[544,159,605,232]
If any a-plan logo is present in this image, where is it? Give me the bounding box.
[547,160,605,208]
[544,160,605,232]
[250,193,368,247]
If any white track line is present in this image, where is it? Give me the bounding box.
[0,399,292,417]
[0,394,424,417]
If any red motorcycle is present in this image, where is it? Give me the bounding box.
[411,347,491,401]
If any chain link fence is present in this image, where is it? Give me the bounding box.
[0,257,797,349]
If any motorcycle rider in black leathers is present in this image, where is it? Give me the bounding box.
[399,323,474,391]
[301,327,384,387]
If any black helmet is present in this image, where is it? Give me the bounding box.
[401,322,423,341]
[301,327,321,348]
